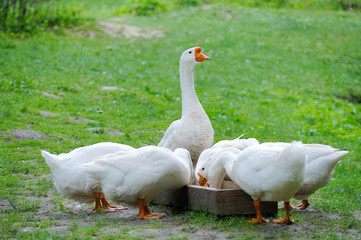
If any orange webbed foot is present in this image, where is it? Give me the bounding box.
[292,200,310,210]
[272,217,294,224]
[143,205,165,216]
[247,200,269,224]
[274,201,294,224]
[246,217,269,224]
[100,195,128,212]
[140,213,166,220]
[103,208,119,213]
[137,198,165,220]
[92,207,101,212]
[107,205,128,211]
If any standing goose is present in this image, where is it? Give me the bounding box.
[158,47,214,167]
[81,146,193,219]
[196,143,306,224]
[41,142,134,212]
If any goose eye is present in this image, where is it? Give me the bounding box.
[201,168,205,170]
[188,51,192,54]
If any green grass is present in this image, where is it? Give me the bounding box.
[0,1,360,239]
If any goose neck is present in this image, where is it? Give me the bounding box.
[209,150,237,189]
[179,63,202,117]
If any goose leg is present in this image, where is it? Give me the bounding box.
[247,200,269,224]
[100,193,128,212]
[92,192,103,212]
[292,199,310,210]
[273,201,294,224]
[137,198,165,220]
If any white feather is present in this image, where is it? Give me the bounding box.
[81,146,193,206]
[41,142,134,203]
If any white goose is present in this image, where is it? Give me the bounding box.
[41,142,134,212]
[261,142,349,209]
[196,142,306,224]
[158,47,214,167]
[195,137,259,184]
[81,146,193,219]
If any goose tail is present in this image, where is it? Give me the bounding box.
[41,150,62,172]
[327,150,349,167]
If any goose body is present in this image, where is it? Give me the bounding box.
[196,142,306,223]
[260,142,349,209]
[41,142,134,211]
[158,47,214,167]
[81,146,193,219]
[211,137,259,150]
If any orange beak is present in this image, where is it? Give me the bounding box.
[197,173,209,187]
[195,47,210,62]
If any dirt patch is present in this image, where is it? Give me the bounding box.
[202,4,213,10]
[0,130,47,139]
[5,182,359,239]
[68,116,98,123]
[38,91,62,99]
[74,30,97,39]
[98,22,164,38]
[354,210,361,221]
[100,86,126,91]
[3,174,360,239]
[108,17,126,22]
[86,127,105,135]
[108,130,125,136]
[0,199,12,209]
[85,128,124,136]
[38,110,57,117]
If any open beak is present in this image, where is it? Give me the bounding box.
[197,173,209,187]
[195,47,210,62]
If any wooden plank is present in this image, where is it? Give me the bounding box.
[153,181,278,216]
[153,186,188,209]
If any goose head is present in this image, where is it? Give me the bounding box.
[195,148,215,183]
[196,147,240,188]
[197,155,227,189]
[180,47,209,68]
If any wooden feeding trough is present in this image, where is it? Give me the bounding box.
[153,181,278,216]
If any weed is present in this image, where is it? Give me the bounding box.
[120,0,168,16]
[177,0,203,6]
[337,87,361,104]
[207,0,361,10]
[59,202,71,213]
[29,177,53,197]
[0,0,86,34]
[18,199,41,212]
[170,236,189,240]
